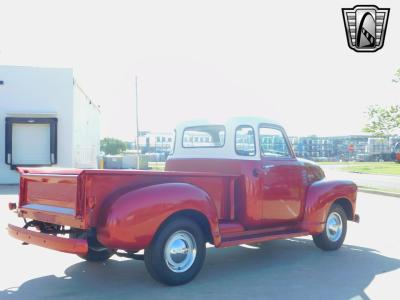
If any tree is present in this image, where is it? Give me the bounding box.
[394,68,400,82]
[100,137,127,155]
[363,105,400,136]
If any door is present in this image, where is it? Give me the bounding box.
[257,125,306,224]
[12,123,51,165]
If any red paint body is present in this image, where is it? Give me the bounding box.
[9,157,357,254]
[7,120,358,255]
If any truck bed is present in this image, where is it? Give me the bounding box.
[17,167,239,229]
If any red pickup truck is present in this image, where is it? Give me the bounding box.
[8,117,359,285]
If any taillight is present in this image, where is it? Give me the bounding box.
[8,202,17,210]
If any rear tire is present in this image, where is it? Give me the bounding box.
[144,217,206,286]
[312,204,347,251]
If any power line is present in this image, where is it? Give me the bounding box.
[135,76,140,170]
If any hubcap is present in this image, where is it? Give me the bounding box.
[164,230,197,273]
[326,212,343,242]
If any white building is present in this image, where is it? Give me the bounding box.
[367,137,390,155]
[0,65,100,184]
[136,131,174,153]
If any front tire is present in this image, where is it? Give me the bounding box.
[144,217,206,285]
[312,204,347,251]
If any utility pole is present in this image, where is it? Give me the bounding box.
[135,76,140,170]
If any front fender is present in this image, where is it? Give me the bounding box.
[300,179,357,234]
[96,182,219,251]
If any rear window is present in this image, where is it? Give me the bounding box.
[183,125,226,148]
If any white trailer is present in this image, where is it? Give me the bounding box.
[0,65,100,184]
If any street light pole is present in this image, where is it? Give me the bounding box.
[135,76,140,170]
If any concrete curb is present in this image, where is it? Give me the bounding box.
[358,187,400,198]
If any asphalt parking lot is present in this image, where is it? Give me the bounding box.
[1,185,399,300]
[322,165,400,194]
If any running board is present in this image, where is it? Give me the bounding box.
[219,229,309,248]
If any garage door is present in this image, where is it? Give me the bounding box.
[12,123,51,165]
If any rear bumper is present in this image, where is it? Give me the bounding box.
[7,224,88,255]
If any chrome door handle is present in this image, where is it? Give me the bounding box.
[262,164,274,170]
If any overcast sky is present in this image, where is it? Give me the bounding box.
[1,0,399,140]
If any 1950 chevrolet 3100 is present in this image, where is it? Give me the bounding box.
[7,117,359,285]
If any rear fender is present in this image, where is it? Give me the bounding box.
[300,179,357,234]
[96,182,220,251]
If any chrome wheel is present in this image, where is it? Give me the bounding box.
[326,212,343,242]
[164,230,197,273]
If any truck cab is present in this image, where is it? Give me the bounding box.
[167,117,326,228]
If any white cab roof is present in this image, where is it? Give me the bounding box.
[176,116,282,132]
[171,116,285,160]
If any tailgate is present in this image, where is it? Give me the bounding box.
[17,168,87,229]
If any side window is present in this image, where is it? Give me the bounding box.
[259,127,291,158]
[235,126,256,156]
